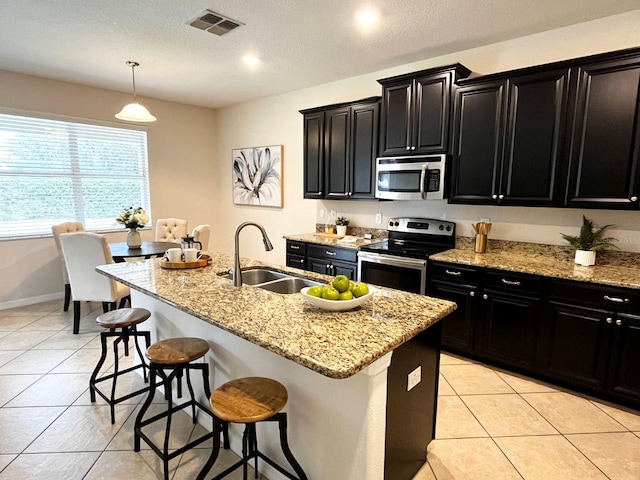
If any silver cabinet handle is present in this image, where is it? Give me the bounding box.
[411,146,416,150]
[325,251,337,256]
[445,269,461,276]
[606,317,613,324]
[406,146,411,151]
[498,194,504,200]
[290,245,300,250]
[603,295,630,304]
[298,258,305,264]
[482,294,488,300]
[492,194,498,199]
[469,291,475,297]
[631,196,638,202]
[616,319,622,326]
[501,278,521,286]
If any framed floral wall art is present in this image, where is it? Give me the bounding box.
[232,145,283,207]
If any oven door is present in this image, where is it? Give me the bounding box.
[357,251,427,295]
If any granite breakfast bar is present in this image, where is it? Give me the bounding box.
[97,252,456,480]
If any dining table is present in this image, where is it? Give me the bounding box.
[109,241,179,263]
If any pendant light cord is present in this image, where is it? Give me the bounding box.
[127,61,140,103]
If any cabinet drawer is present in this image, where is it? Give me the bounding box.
[307,244,357,263]
[429,262,480,283]
[549,279,640,312]
[286,254,307,269]
[484,270,542,295]
[286,240,306,256]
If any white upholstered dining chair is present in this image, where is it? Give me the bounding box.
[155,218,188,242]
[51,221,84,311]
[59,232,130,334]
[191,224,211,250]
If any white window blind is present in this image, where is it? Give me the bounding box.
[0,112,151,239]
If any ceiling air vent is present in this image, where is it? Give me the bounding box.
[189,10,243,36]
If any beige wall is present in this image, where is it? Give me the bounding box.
[2,9,640,307]
[0,71,218,306]
[214,10,640,264]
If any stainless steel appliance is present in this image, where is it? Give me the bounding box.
[375,154,447,200]
[358,217,456,294]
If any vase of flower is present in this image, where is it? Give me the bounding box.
[116,205,149,249]
[126,228,141,248]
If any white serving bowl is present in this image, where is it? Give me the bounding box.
[300,286,375,311]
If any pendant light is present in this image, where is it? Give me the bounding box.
[115,61,157,122]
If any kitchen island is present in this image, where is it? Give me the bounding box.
[97,252,456,480]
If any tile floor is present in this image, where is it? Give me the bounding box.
[1,300,640,479]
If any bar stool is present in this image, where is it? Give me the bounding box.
[134,337,229,480]
[197,376,308,480]
[89,307,151,424]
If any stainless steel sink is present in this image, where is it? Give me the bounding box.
[256,277,322,294]
[219,267,322,294]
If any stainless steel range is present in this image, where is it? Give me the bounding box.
[357,217,456,295]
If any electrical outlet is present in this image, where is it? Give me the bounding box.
[319,209,325,218]
[375,213,382,224]
[407,366,421,391]
[330,209,337,218]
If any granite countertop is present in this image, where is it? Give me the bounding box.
[430,239,640,290]
[284,232,384,249]
[97,252,456,379]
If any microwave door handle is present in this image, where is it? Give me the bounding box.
[420,164,428,199]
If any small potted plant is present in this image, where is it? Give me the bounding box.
[561,215,617,266]
[335,216,350,236]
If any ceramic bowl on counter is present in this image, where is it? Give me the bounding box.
[300,286,375,311]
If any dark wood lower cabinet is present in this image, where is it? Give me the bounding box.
[429,280,477,354]
[537,301,611,389]
[429,261,640,409]
[478,289,540,370]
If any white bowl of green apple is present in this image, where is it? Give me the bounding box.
[300,275,374,311]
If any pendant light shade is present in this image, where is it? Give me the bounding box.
[115,61,156,122]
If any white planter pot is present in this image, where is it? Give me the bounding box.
[575,249,596,266]
[336,225,347,236]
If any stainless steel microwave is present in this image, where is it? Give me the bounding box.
[375,154,447,200]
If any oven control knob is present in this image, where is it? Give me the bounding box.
[446,226,452,231]
[439,225,444,230]
[394,221,399,226]
[388,221,393,227]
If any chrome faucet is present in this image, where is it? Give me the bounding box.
[233,222,274,287]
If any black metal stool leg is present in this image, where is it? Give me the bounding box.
[109,335,121,424]
[242,426,250,480]
[276,413,308,480]
[133,328,150,382]
[163,373,173,480]
[134,363,158,452]
[195,417,222,480]
[185,365,197,422]
[90,332,109,402]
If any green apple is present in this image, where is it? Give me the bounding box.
[322,286,340,300]
[348,280,356,292]
[352,282,369,298]
[307,286,324,298]
[338,291,354,301]
[332,275,350,293]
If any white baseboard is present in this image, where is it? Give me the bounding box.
[0,292,64,311]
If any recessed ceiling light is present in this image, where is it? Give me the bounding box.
[242,54,260,67]
[355,8,379,27]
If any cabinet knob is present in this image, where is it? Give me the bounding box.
[406,146,411,151]
[492,194,498,200]
[631,196,638,202]
[498,194,504,200]
[469,291,475,297]
[411,146,416,150]
[348,192,352,196]
[606,317,613,324]
[482,294,488,300]
[616,319,622,326]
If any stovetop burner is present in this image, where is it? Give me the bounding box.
[360,217,456,259]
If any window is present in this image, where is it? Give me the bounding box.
[0,111,151,239]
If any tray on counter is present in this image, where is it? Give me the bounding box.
[159,254,212,269]
[312,232,345,239]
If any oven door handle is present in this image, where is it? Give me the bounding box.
[420,164,428,200]
[358,251,427,269]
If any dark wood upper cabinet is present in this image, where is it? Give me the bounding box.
[302,111,324,199]
[378,64,471,157]
[301,97,380,200]
[565,56,640,209]
[450,69,570,206]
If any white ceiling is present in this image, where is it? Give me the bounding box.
[0,1,638,109]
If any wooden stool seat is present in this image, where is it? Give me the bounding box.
[197,376,307,480]
[146,337,209,365]
[96,307,150,329]
[211,377,288,423]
